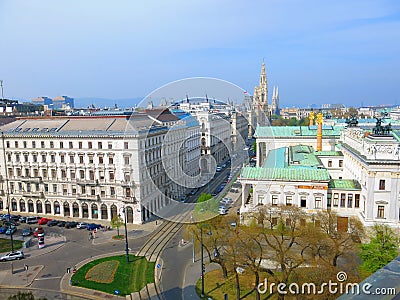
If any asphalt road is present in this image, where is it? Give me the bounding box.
[0,224,149,293]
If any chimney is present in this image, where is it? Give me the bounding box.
[309,111,315,126]
[316,112,323,151]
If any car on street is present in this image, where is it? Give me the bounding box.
[5,226,17,235]
[216,166,222,172]
[218,208,227,215]
[77,222,89,229]
[38,218,51,225]
[0,226,8,234]
[0,251,24,262]
[22,228,33,236]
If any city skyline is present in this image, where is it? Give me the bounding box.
[1,1,400,107]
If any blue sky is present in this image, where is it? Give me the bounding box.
[1,0,400,107]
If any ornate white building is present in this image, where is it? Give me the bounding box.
[0,114,194,224]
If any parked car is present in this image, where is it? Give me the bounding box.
[57,221,66,227]
[5,226,17,235]
[19,216,27,223]
[65,221,78,229]
[10,215,21,222]
[86,223,102,231]
[218,208,227,215]
[47,220,59,227]
[76,222,89,229]
[216,166,222,172]
[22,228,33,236]
[33,227,44,237]
[0,226,8,234]
[0,251,24,261]
[38,218,51,225]
[26,216,41,224]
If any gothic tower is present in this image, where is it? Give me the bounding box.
[252,61,269,126]
[271,85,279,116]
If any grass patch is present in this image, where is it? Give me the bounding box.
[0,238,23,253]
[71,254,155,296]
[196,269,263,299]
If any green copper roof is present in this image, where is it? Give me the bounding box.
[289,145,322,167]
[328,179,361,190]
[314,151,343,156]
[240,167,330,181]
[254,126,343,138]
[263,147,287,168]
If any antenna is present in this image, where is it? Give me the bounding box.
[0,80,4,101]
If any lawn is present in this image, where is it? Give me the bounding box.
[0,238,23,253]
[71,254,155,296]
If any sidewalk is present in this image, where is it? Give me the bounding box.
[0,235,65,289]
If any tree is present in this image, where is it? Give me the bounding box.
[360,224,399,273]
[314,211,364,267]
[110,215,124,237]
[7,291,47,300]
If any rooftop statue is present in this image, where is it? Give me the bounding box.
[372,113,391,135]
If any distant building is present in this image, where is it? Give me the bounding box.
[52,96,74,109]
[251,61,269,127]
[270,86,279,116]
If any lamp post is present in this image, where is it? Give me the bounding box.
[119,207,129,262]
[200,226,205,298]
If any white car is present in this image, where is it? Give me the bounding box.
[218,208,227,215]
[0,251,24,261]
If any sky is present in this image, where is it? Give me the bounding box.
[1,0,400,107]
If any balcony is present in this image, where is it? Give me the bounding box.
[77,179,99,186]
[20,176,42,183]
[77,194,100,201]
[122,196,138,204]
[22,191,44,198]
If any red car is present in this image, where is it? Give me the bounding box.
[33,227,44,237]
[38,218,51,225]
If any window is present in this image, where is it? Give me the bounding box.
[300,196,307,208]
[51,154,55,163]
[88,142,92,149]
[355,194,360,208]
[124,142,129,149]
[89,155,94,164]
[51,169,56,178]
[377,205,385,218]
[44,184,48,193]
[328,160,332,167]
[7,154,11,162]
[33,169,39,177]
[333,193,339,207]
[109,171,115,181]
[42,169,47,178]
[339,160,343,167]
[89,170,94,180]
[61,170,66,179]
[98,155,104,164]
[16,154,20,162]
[70,155,74,163]
[340,194,346,207]
[26,183,31,192]
[63,184,67,195]
[25,168,30,177]
[110,187,115,196]
[257,195,264,205]
[271,217,278,226]
[315,196,322,208]
[53,184,57,193]
[59,141,63,149]
[41,154,46,163]
[347,194,353,208]
[72,186,76,195]
[50,141,54,148]
[109,156,114,164]
[41,141,45,148]
[60,154,65,163]
[15,141,18,148]
[327,193,332,207]
[69,142,73,149]
[99,171,105,180]
[6,141,10,148]
[286,195,292,206]
[32,141,36,148]
[108,142,112,149]
[98,142,102,149]
[124,156,130,165]
[70,170,75,179]
[23,141,27,148]
[79,170,85,179]
[24,154,28,162]
[379,180,385,190]
[79,155,84,164]
[271,195,278,206]
[79,142,83,149]
[91,188,95,196]
[33,154,37,163]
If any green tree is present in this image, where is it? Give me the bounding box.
[110,214,124,237]
[360,224,399,273]
[7,291,47,300]
[194,193,218,219]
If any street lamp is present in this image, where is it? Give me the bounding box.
[119,207,129,262]
[200,226,205,298]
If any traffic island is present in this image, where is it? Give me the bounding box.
[70,254,155,296]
